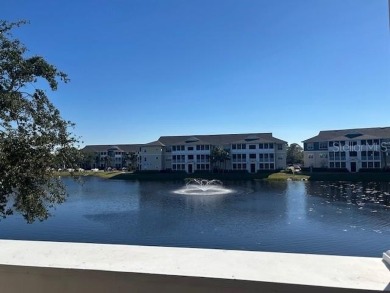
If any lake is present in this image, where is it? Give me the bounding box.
[0,177,389,257]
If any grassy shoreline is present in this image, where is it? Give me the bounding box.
[55,170,390,182]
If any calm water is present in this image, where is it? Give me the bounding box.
[0,177,389,257]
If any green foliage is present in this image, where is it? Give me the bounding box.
[80,151,98,169]
[0,20,80,222]
[286,143,304,165]
[210,146,230,172]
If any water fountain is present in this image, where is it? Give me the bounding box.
[173,178,234,196]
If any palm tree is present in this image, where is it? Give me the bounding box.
[211,147,230,173]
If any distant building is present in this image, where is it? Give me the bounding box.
[81,144,142,170]
[139,133,287,173]
[302,127,390,172]
[138,141,165,171]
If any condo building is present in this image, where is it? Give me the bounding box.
[302,127,390,172]
[81,144,142,170]
[139,133,287,173]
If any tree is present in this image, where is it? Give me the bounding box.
[211,146,230,172]
[0,20,80,222]
[80,151,97,169]
[286,143,304,165]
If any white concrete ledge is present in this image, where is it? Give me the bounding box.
[0,240,389,292]
[384,251,390,266]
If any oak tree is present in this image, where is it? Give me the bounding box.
[0,20,80,222]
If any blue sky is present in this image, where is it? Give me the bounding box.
[2,0,389,146]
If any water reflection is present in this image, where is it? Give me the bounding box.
[286,181,307,222]
[306,181,390,209]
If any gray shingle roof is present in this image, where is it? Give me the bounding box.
[81,144,143,153]
[144,140,166,147]
[302,127,390,143]
[158,133,286,145]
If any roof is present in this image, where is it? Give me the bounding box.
[143,140,166,147]
[302,127,390,143]
[81,144,143,153]
[157,133,287,146]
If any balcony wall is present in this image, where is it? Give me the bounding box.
[0,240,388,293]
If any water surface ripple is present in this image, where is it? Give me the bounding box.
[0,177,389,257]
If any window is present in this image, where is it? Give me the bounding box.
[196,145,207,151]
[362,162,367,168]
[269,144,274,149]
[361,140,366,145]
[249,154,256,159]
[308,154,314,159]
[249,145,256,149]
[320,153,327,158]
[349,151,357,157]
[307,143,314,150]
[341,162,346,168]
[172,146,176,151]
[329,141,334,147]
[259,144,263,149]
[329,152,334,160]
[259,163,264,169]
[270,163,274,169]
[330,162,334,168]
[188,155,193,160]
[319,142,327,149]
[270,154,274,160]
[188,146,193,151]
[264,143,269,149]
[277,144,283,150]
[374,162,380,168]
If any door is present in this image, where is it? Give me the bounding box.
[250,163,256,173]
[350,162,356,172]
[188,164,193,174]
